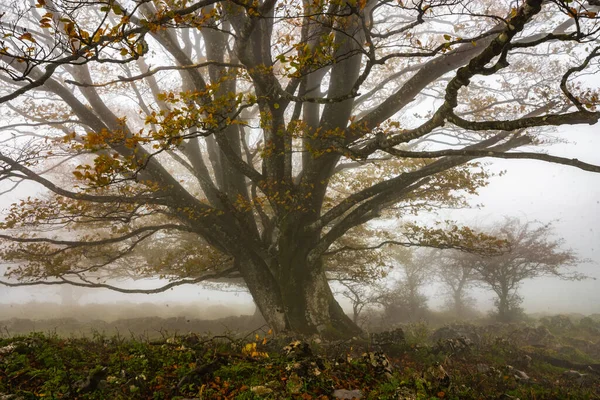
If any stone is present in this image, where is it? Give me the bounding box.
[363,351,393,379]
[563,370,587,384]
[370,328,405,347]
[283,340,312,359]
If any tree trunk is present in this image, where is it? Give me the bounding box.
[453,291,464,317]
[237,246,361,338]
[279,264,361,338]
[236,256,288,333]
[352,304,360,325]
[497,292,510,322]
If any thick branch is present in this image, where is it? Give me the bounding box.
[0,266,237,294]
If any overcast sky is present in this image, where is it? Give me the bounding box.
[433,123,600,314]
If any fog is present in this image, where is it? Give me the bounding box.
[0,125,599,327]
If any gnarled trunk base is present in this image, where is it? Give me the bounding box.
[239,255,362,338]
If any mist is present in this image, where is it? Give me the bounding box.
[2,122,598,328]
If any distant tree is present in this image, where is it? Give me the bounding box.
[379,249,432,323]
[445,218,583,322]
[434,250,479,318]
[335,279,383,325]
[0,0,599,337]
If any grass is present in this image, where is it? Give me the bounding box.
[0,319,599,399]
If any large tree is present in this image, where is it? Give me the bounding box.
[0,0,599,336]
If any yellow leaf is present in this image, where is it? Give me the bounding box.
[19,32,36,43]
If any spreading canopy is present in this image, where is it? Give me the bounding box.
[0,0,599,335]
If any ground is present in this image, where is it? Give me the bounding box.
[0,314,599,399]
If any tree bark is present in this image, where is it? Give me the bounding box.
[234,233,361,338]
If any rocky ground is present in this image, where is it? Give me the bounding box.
[0,315,599,399]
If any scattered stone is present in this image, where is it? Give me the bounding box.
[250,386,273,395]
[434,336,472,354]
[563,369,586,378]
[512,326,557,347]
[424,363,450,388]
[506,365,529,382]
[370,328,405,348]
[285,358,325,377]
[332,388,363,399]
[563,369,587,384]
[0,344,17,356]
[431,326,462,342]
[514,369,530,382]
[363,351,393,379]
[283,340,312,359]
[431,324,482,345]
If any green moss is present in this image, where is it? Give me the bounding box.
[0,330,598,399]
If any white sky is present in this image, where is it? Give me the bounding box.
[430,123,600,314]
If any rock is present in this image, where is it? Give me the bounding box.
[332,389,363,399]
[363,351,393,379]
[431,324,481,345]
[370,328,405,348]
[0,344,17,356]
[431,326,462,342]
[563,369,587,384]
[434,336,472,354]
[423,363,450,388]
[285,356,325,378]
[283,340,312,359]
[506,365,529,382]
[563,369,586,378]
[514,369,530,382]
[250,386,273,395]
[511,325,557,347]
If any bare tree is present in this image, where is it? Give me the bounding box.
[435,250,480,318]
[378,249,433,323]
[0,0,599,336]
[444,218,583,322]
[336,279,383,325]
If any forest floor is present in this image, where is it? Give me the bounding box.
[0,316,599,399]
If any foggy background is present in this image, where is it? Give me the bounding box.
[0,124,598,319]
